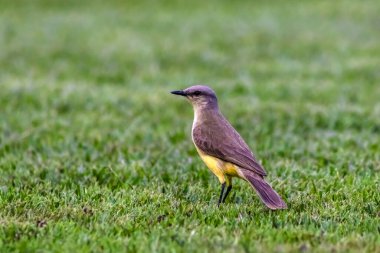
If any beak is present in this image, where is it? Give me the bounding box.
[170,90,187,96]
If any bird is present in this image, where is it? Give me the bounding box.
[170,85,287,210]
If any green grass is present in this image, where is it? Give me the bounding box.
[0,0,379,252]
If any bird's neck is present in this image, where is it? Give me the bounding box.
[192,105,221,130]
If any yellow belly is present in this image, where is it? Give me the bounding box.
[195,147,240,184]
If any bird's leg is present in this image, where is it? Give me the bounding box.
[222,185,232,203]
[218,182,226,207]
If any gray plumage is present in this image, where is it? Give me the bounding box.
[192,109,267,177]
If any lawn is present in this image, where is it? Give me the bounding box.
[0,0,379,252]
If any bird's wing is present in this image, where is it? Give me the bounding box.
[192,113,267,177]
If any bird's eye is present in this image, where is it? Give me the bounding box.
[193,91,201,96]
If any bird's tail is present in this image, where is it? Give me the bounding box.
[242,170,287,210]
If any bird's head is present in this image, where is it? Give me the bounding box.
[171,85,218,110]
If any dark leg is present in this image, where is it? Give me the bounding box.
[222,185,232,203]
[218,183,226,207]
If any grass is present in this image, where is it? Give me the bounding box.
[0,0,379,252]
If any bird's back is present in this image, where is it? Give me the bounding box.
[192,109,267,177]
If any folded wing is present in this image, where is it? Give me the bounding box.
[192,112,267,177]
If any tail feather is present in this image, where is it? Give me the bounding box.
[242,170,287,210]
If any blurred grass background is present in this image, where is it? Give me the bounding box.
[0,0,379,252]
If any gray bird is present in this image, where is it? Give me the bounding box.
[171,85,287,210]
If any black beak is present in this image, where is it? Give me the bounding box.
[170,90,187,96]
